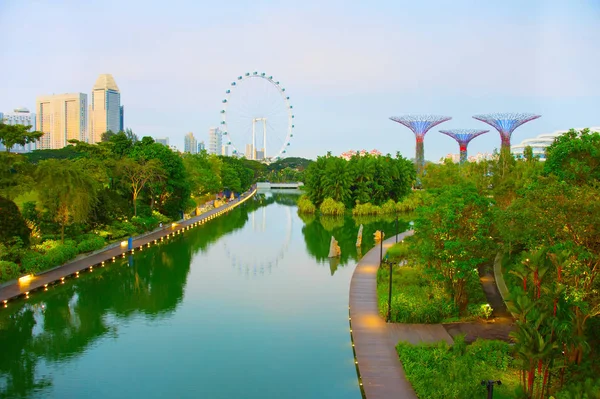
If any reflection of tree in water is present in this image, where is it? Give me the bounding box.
[301,214,409,273]
[0,194,289,398]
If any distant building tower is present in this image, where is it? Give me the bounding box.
[89,74,121,143]
[208,127,222,155]
[511,126,600,160]
[1,108,37,152]
[155,137,169,146]
[36,93,87,149]
[221,144,229,156]
[245,143,254,159]
[198,141,205,153]
[184,132,198,154]
[119,105,124,132]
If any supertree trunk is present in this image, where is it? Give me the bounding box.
[415,137,425,175]
[459,145,467,164]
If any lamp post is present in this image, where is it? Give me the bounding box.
[481,380,501,399]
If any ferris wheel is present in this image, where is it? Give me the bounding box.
[220,72,295,161]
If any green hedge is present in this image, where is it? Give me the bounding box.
[396,337,519,399]
[0,261,20,281]
[76,236,106,253]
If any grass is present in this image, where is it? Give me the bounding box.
[376,260,489,323]
[396,336,520,399]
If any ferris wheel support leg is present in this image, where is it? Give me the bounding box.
[263,118,267,160]
[252,119,256,160]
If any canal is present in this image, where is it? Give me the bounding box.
[0,191,407,399]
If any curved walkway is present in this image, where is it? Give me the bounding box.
[349,232,453,399]
[0,187,257,305]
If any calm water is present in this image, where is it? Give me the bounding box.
[0,192,407,399]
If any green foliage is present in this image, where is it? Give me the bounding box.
[396,190,428,212]
[380,199,397,214]
[304,153,415,208]
[352,202,381,216]
[544,128,600,186]
[0,196,30,246]
[0,122,43,153]
[319,197,345,216]
[553,378,600,399]
[76,236,106,253]
[396,339,518,399]
[297,195,316,214]
[0,261,20,280]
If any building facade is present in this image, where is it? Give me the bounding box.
[198,141,205,153]
[119,105,124,132]
[208,127,222,155]
[155,137,169,146]
[36,93,87,150]
[89,74,121,144]
[1,108,37,152]
[184,132,198,154]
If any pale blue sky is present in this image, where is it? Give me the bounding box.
[1,0,599,160]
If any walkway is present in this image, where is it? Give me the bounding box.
[349,232,453,399]
[0,187,257,305]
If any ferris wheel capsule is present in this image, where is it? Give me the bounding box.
[253,71,257,75]
[261,72,265,76]
[222,99,227,103]
[226,90,230,94]
[231,82,236,86]
[220,110,225,113]
[238,76,243,80]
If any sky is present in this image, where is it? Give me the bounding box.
[1,0,599,161]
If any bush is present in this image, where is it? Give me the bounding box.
[319,197,345,216]
[21,251,49,274]
[297,195,316,214]
[352,202,381,216]
[396,191,428,213]
[44,242,78,267]
[377,265,457,323]
[130,216,160,232]
[0,261,20,282]
[76,236,106,253]
[0,196,31,246]
[396,338,519,399]
[380,199,397,214]
[152,210,170,224]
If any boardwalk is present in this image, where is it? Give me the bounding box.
[0,187,257,305]
[349,232,453,399]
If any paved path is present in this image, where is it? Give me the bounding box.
[349,232,455,399]
[1,187,257,305]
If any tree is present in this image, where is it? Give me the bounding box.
[0,196,30,246]
[544,128,600,186]
[117,158,165,216]
[0,123,43,153]
[100,130,116,142]
[36,160,98,242]
[124,128,139,143]
[412,182,495,312]
[0,153,35,200]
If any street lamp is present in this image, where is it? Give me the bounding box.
[481,380,501,399]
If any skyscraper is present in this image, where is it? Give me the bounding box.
[1,107,37,152]
[198,141,205,153]
[155,137,169,146]
[36,93,87,149]
[89,74,121,143]
[184,132,198,154]
[208,127,222,155]
[119,105,124,132]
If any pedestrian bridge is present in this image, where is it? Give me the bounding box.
[256,182,304,189]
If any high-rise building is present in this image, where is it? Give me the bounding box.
[36,93,87,149]
[221,145,229,156]
[208,127,222,155]
[119,105,124,132]
[198,141,205,153]
[1,108,37,152]
[245,143,254,159]
[155,137,169,146]
[89,74,121,144]
[184,132,198,154]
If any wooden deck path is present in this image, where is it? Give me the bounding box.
[349,232,454,399]
[0,187,257,305]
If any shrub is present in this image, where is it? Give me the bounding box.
[21,251,49,274]
[297,195,316,214]
[130,216,160,232]
[44,242,78,266]
[319,197,345,216]
[152,210,170,224]
[396,338,519,399]
[380,199,397,214]
[76,236,106,253]
[0,261,20,282]
[396,191,428,213]
[352,203,381,216]
[0,196,31,246]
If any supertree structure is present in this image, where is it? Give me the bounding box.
[439,129,489,164]
[472,113,541,152]
[389,115,452,174]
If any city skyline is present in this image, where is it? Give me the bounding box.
[1,0,599,160]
